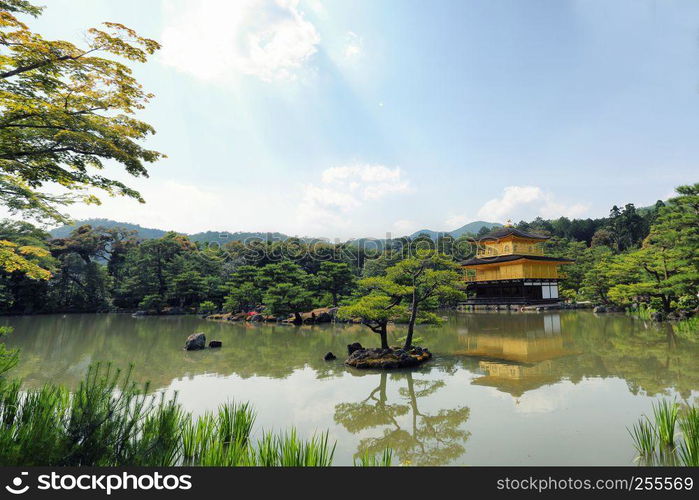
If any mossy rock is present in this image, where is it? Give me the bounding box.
[345,346,432,369]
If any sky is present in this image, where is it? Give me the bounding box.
[20,0,699,239]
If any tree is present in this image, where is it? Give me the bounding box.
[0,2,162,223]
[316,261,354,306]
[338,277,409,349]
[168,269,206,308]
[263,282,314,323]
[607,184,699,312]
[386,251,465,349]
[222,265,263,313]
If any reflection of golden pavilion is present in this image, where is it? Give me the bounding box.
[456,314,580,397]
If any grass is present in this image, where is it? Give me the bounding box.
[653,399,679,448]
[628,399,699,466]
[0,363,385,467]
[628,417,657,456]
[628,303,654,320]
[354,449,393,466]
[673,317,699,340]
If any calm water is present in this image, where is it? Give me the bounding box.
[2,311,698,466]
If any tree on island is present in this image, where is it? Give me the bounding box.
[387,251,466,349]
[339,252,464,350]
[338,277,409,349]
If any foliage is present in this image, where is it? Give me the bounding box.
[386,251,465,348]
[628,400,699,466]
[0,1,162,223]
[198,300,216,315]
[338,277,408,349]
[0,325,17,377]
[316,261,354,306]
[0,362,371,466]
[0,182,695,316]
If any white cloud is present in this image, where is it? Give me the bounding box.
[297,164,411,230]
[392,219,419,235]
[160,0,320,83]
[344,31,362,60]
[445,214,470,229]
[476,186,589,221]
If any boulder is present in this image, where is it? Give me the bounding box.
[593,306,607,314]
[347,342,363,356]
[208,340,222,348]
[184,333,206,351]
[323,352,336,361]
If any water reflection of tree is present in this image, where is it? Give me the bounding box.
[334,372,470,465]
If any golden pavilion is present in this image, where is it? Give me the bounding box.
[461,225,573,305]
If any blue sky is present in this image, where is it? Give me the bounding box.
[27,0,699,238]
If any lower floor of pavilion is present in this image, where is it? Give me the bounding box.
[463,278,561,305]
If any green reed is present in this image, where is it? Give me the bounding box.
[0,363,370,467]
[353,448,394,466]
[653,400,679,448]
[677,406,699,466]
[628,417,657,456]
[629,400,699,466]
[673,317,699,339]
[629,303,654,320]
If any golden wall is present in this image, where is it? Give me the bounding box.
[464,261,561,282]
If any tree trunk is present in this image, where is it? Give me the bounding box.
[379,323,389,349]
[332,292,338,307]
[404,291,418,349]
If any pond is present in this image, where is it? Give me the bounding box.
[2,311,698,466]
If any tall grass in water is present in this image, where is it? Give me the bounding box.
[354,449,393,466]
[653,400,678,448]
[673,317,699,339]
[677,406,699,466]
[628,400,699,466]
[628,418,656,456]
[629,303,654,320]
[0,363,378,467]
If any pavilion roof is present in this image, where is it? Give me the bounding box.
[461,254,574,266]
[478,227,549,241]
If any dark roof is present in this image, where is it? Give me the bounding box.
[478,227,549,241]
[461,254,575,266]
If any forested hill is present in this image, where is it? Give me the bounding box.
[49,219,502,244]
[49,219,292,244]
[409,220,502,239]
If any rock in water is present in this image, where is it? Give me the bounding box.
[324,352,336,361]
[345,346,432,369]
[184,333,206,351]
[208,340,222,348]
[347,342,363,355]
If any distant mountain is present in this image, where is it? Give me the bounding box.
[49,219,291,243]
[49,219,502,244]
[409,220,502,240]
[450,220,502,238]
[49,219,168,240]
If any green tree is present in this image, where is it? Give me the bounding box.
[0,2,162,223]
[607,184,699,312]
[338,277,409,349]
[386,252,465,348]
[316,261,354,306]
[263,283,314,323]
